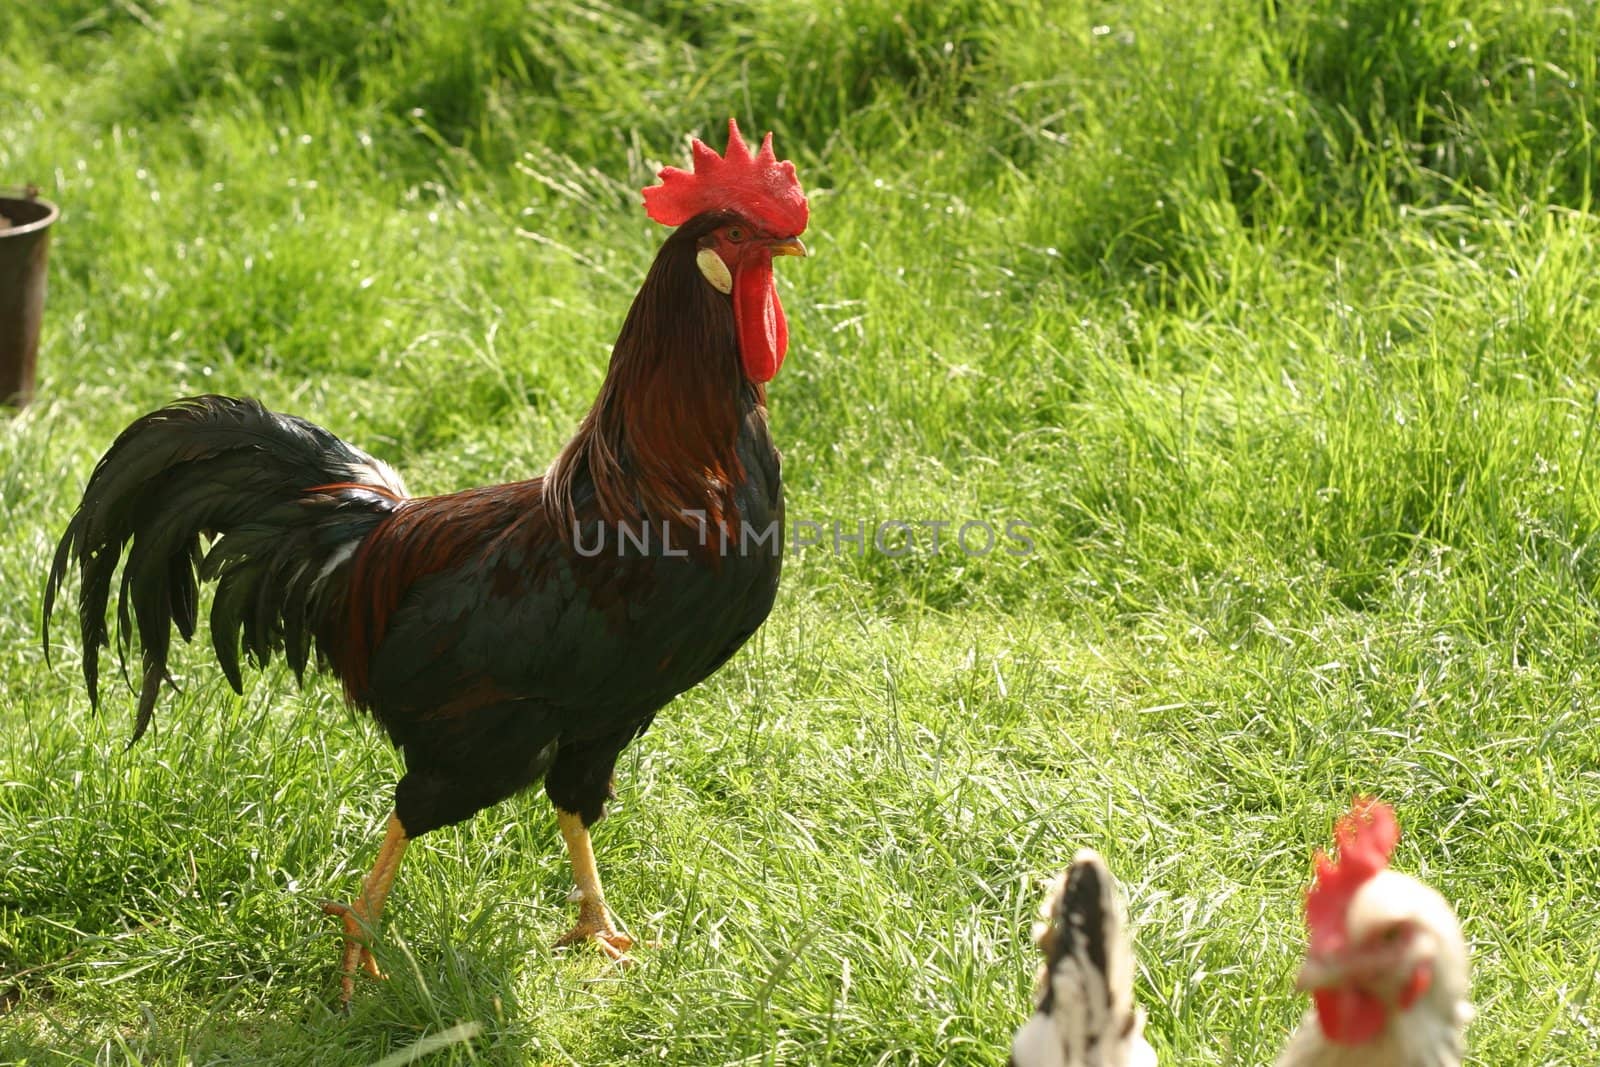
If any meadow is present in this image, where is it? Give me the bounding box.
[2,0,1598,1062]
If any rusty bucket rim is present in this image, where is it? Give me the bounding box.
[0,189,60,240]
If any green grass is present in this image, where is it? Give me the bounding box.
[3,0,1599,1062]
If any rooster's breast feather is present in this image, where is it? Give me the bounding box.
[344,472,781,749]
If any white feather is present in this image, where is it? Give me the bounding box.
[313,540,358,593]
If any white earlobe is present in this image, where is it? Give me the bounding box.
[696,248,733,294]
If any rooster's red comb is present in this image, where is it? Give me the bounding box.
[643,118,808,236]
[1305,797,1401,954]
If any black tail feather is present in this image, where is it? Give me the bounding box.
[43,395,408,742]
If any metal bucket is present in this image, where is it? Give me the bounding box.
[0,189,59,408]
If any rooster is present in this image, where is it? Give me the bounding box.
[1010,849,1158,1067]
[42,119,808,1003]
[1275,799,1472,1067]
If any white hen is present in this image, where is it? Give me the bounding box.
[1275,799,1472,1067]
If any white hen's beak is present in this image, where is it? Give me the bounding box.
[1295,941,1408,993]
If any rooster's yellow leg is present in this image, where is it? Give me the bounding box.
[554,809,633,960]
[321,812,409,1005]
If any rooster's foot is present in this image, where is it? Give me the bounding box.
[554,898,634,962]
[321,899,385,1006]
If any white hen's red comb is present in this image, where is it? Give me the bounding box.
[643,118,808,236]
[1305,797,1401,954]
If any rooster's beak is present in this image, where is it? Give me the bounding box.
[768,237,807,258]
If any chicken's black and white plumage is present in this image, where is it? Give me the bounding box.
[1011,850,1157,1067]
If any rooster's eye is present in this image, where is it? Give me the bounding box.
[727,226,746,243]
